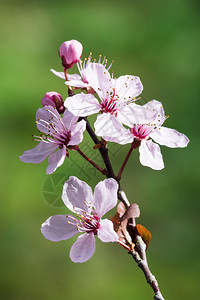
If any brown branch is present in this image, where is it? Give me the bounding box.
[74,146,107,176]
[119,190,165,300]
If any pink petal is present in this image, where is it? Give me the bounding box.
[36,106,63,134]
[86,63,111,99]
[93,178,118,217]
[69,233,96,263]
[94,113,125,139]
[46,146,66,174]
[114,75,143,100]
[62,109,79,130]
[20,141,57,164]
[62,176,93,214]
[68,119,86,146]
[97,219,118,242]
[65,93,101,117]
[41,215,79,242]
[150,127,189,148]
[139,140,164,170]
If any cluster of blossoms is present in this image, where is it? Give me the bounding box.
[20,39,189,264]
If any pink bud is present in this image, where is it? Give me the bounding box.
[41,92,65,114]
[59,40,83,69]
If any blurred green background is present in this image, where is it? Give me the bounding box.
[1,0,199,299]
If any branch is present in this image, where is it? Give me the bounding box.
[83,117,116,179]
[74,146,107,176]
[118,190,165,300]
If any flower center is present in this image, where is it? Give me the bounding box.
[101,89,119,115]
[34,108,71,147]
[130,124,153,140]
[79,213,100,234]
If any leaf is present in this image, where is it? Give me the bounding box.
[120,203,140,223]
[136,224,152,249]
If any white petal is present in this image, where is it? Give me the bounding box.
[46,146,66,174]
[50,69,66,79]
[150,127,189,148]
[103,126,133,145]
[62,176,93,214]
[118,102,158,127]
[97,219,118,242]
[93,178,118,217]
[19,142,57,164]
[68,119,86,146]
[144,100,166,126]
[41,215,79,242]
[94,113,125,140]
[86,63,111,99]
[69,233,96,263]
[113,75,143,100]
[65,79,88,88]
[65,93,101,117]
[139,140,164,170]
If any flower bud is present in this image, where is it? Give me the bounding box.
[59,40,83,69]
[41,92,65,114]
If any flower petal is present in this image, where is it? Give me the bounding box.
[139,140,164,170]
[19,141,57,164]
[65,93,101,117]
[118,102,158,127]
[145,100,166,126]
[41,215,79,242]
[113,75,143,100]
[62,109,79,130]
[86,63,111,99]
[97,219,118,242]
[36,106,63,134]
[62,176,93,214]
[50,69,66,79]
[150,127,189,148]
[94,113,125,140]
[69,233,96,263]
[68,119,86,146]
[46,146,66,174]
[65,79,88,88]
[93,178,118,217]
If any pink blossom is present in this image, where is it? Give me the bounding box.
[41,176,119,263]
[59,40,83,69]
[51,53,113,92]
[64,63,146,138]
[106,100,190,170]
[20,106,86,174]
[41,91,65,114]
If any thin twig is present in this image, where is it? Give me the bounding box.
[75,146,107,176]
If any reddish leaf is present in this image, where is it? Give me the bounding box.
[136,224,152,249]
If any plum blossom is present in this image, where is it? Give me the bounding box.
[59,40,83,69]
[20,106,86,174]
[106,100,189,170]
[64,63,149,138]
[41,91,65,114]
[51,53,113,92]
[41,176,119,263]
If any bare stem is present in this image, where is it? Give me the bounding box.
[117,143,134,180]
[117,139,141,181]
[82,117,116,179]
[75,146,107,176]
